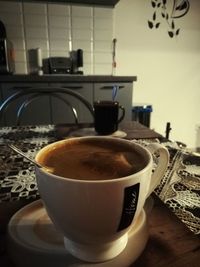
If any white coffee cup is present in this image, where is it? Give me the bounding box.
[35,136,169,262]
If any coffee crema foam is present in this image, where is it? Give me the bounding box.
[38,139,145,180]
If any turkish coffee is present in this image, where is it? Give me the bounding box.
[37,138,146,180]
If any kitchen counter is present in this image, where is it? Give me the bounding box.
[0,74,137,83]
[0,75,136,125]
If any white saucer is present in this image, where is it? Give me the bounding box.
[68,128,127,138]
[7,200,149,267]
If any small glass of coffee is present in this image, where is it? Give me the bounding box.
[93,100,125,135]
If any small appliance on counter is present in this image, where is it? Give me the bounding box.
[0,20,15,74]
[42,49,83,75]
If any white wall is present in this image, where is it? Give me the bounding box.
[114,0,200,148]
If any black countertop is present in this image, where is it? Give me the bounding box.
[0,74,137,83]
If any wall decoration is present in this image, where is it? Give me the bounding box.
[148,0,190,38]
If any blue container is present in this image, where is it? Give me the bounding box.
[132,103,153,128]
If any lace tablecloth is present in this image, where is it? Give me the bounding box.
[136,139,200,235]
[0,125,199,235]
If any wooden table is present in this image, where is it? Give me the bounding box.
[0,122,199,266]
[0,195,199,267]
[134,195,200,267]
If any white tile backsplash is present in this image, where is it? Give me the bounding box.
[94,41,112,52]
[94,18,112,30]
[72,17,92,29]
[94,29,112,41]
[14,50,26,62]
[6,26,24,39]
[83,63,93,75]
[23,3,47,15]
[26,39,49,50]
[0,13,23,26]
[25,26,48,39]
[38,50,49,59]
[0,1,22,13]
[0,1,113,74]
[48,4,70,16]
[49,27,70,40]
[15,62,28,74]
[71,6,92,17]
[94,52,112,64]
[72,40,92,52]
[11,38,25,50]
[83,51,93,64]
[49,50,69,57]
[72,29,92,41]
[94,7,113,18]
[94,64,112,75]
[49,39,70,51]
[24,14,47,27]
[48,15,70,28]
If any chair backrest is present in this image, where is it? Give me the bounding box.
[0,87,94,126]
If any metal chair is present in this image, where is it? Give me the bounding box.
[0,87,94,126]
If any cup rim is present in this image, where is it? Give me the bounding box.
[94,100,119,105]
[35,136,153,184]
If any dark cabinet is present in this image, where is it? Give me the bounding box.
[0,83,94,126]
[0,83,51,126]
[49,83,94,124]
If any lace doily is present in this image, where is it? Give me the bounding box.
[0,126,199,235]
[135,139,200,235]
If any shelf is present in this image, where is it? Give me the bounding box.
[6,0,120,7]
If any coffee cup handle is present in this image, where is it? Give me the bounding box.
[146,143,169,197]
[118,105,125,123]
